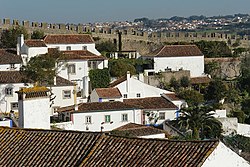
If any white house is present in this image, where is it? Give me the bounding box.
[0,49,22,71]
[0,71,75,115]
[123,96,178,125]
[0,71,32,114]
[109,72,173,99]
[57,101,142,132]
[141,45,205,77]
[90,87,122,102]
[17,34,102,64]
[57,50,108,98]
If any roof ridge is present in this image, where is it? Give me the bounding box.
[156,45,166,56]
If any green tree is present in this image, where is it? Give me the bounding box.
[180,76,190,88]
[109,59,136,77]
[204,61,220,78]
[239,54,250,94]
[31,30,45,39]
[0,26,29,48]
[89,68,111,89]
[21,50,63,85]
[177,89,204,107]
[178,106,222,140]
[96,41,117,57]
[169,77,180,90]
[205,79,228,103]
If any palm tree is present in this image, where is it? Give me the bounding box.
[177,106,222,140]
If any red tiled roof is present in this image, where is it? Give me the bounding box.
[95,87,122,98]
[58,101,138,113]
[44,34,94,44]
[164,93,181,101]
[124,97,177,110]
[81,135,219,167]
[25,39,47,47]
[191,76,211,84]
[61,50,106,61]
[0,127,219,167]
[144,45,203,57]
[113,123,168,137]
[0,127,102,166]
[0,49,22,64]
[108,76,127,87]
[0,71,27,83]
[55,76,75,86]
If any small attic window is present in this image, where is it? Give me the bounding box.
[66,46,71,51]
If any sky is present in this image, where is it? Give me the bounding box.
[0,0,250,24]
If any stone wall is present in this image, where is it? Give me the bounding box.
[1,18,250,54]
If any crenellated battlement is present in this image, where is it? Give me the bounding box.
[0,18,250,54]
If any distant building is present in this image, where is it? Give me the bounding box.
[141,45,205,77]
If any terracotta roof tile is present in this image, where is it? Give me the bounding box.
[58,101,138,113]
[0,127,102,166]
[113,123,168,137]
[0,49,22,64]
[108,76,127,87]
[124,97,177,110]
[81,135,219,167]
[95,87,122,98]
[144,45,203,57]
[0,127,219,167]
[55,76,75,86]
[164,93,181,101]
[25,39,47,47]
[191,76,211,84]
[62,50,106,61]
[44,34,94,44]
[0,71,27,83]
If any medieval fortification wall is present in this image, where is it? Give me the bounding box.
[1,18,250,54]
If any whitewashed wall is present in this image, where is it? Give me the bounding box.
[115,74,172,99]
[0,64,21,71]
[52,121,74,130]
[144,109,177,125]
[202,142,250,167]
[18,95,50,129]
[46,43,101,55]
[0,119,12,127]
[50,86,75,115]
[72,109,142,132]
[0,83,31,113]
[237,123,250,137]
[139,133,166,139]
[154,56,204,77]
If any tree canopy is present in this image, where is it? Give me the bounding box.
[31,30,45,39]
[109,59,136,77]
[89,68,111,89]
[21,50,63,85]
[178,106,222,140]
[0,26,29,48]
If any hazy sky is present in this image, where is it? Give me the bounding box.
[0,0,249,24]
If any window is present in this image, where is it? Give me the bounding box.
[68,64,76,74]
[104,115,111,123]
[63,90,71,99]
[122,114,128,122]
[10,64,15,70]
[123,94,127,98]
[159,112,165,120]
[5,87,13,96]
[11,102,18,110]
[86,116,92,124]
[136,93,141,98]
[82,46,87,50]
[66,46,71,50]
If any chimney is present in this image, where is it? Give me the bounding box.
[16,86,50,129]
[126,71,130,92]
[17,34,24,55]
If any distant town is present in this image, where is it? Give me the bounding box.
[0,13,250,166]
